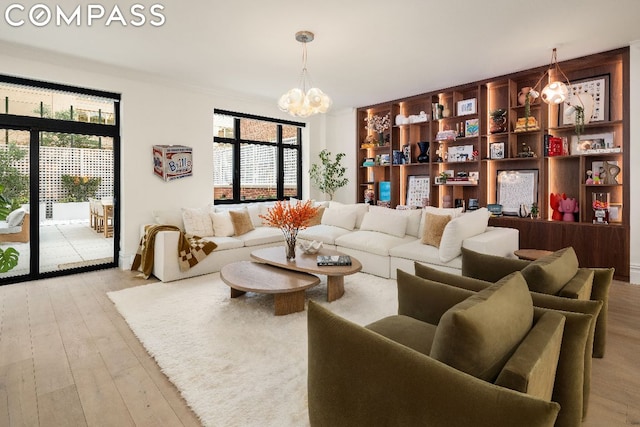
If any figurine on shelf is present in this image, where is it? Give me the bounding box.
[558,197,579,222]
[550,192,567,221]
[586,170,595,184]
[600,160,621,185]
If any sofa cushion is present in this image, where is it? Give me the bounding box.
[521,247,579,295]
[335,230,415,257]
[439,208,490,263]
[153,208,185,231]
[368,205,422,237]
[235,226,283,247]
[494,311,565,401]
[430,272,534,382]
[202,236,244,251]
[414,262,490,292]
[321,207,357,230]
[461,247,530,282]
[298,224,352,245]
[360,211,408,238]
[182,207,214,237]
[6,208,26,227]
[328,202,369,228]
[307,206,325,226]
[228,207,255,236]
[366,315,437,356]
[210,211,235,237]
[558,268,594,300]
[421,213,451,247]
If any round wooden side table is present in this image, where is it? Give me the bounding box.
[514,249,554,261]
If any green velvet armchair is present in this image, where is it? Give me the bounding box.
[307,271,566,427]
[460,246,613,358]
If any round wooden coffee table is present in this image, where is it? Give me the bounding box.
[220,261,320,316]
[251,246,362,302]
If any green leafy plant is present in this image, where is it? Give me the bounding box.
[0,184,21,221]
[530,202,539,219]
[61,175,101,202]
[309,149,348,201]
[0,247,19,273]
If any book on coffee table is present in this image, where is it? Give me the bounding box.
[316,255,352,266]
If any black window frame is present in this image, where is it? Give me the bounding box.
[213,109,304,204]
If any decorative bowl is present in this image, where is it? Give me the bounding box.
[298,240,323,254]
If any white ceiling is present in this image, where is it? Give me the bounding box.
[1,0,640,111]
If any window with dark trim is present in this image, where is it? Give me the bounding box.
[213,109,304,203]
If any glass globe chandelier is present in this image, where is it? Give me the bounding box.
[278,31,332,117]
[534,48,571,105]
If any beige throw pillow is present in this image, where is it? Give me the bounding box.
[421,213,451,247]
[307,206,325,226]
[181,207,214,236]
[210,211,235,237]
[229,208,255,236]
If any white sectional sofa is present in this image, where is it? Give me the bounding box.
[146,201,519,282]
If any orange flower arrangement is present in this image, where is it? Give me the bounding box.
[260,200,319,259]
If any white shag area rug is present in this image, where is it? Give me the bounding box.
[108,272,398,427]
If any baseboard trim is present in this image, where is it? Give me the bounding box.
[629,263,640,285]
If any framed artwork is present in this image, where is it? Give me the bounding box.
[468,171,479,183]
[496,169,539,216]
[447,144,474,162]
[457,98,477,116]
[465,118,479,136]
[609,203,622,222]
[560,74,610,126]
[406,175,430,208]
[490,142,505,159]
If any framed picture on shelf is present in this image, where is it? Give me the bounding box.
[559,74,610,126]
[496,169,539,216]
[468,171,479,183]
[457,98,477,116]
[465,119,479,137]
[490,142,505,159]
[609,203,622,222]
[447,144,474,162]
[406,175,430,208]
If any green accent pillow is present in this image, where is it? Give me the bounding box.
[521,247,579,295]
[430,272,533,382]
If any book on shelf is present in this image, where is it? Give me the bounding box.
[317,255,352,266]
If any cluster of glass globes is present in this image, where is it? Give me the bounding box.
[541,81,569,104]
[278,87,332,118]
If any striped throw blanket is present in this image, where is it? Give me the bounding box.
[131,224,218,279]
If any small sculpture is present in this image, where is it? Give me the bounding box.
[585,170,594,185]
[558,198,579,222]
[550,192,566,221]
[600,161,621,185]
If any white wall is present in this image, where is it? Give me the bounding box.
[0,44,314,269]
[629,41,640,284]
[322,108,357,204]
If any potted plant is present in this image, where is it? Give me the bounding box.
[309,149,348,201]
[530,202,539,219]
[489,109,507,133]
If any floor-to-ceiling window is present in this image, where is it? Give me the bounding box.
[0,76,120,284]
[213,110,303,203]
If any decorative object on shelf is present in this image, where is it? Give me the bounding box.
[442,194,453,208]
[406,175,430,208]
[402,144,411,164]
[564,92,594,136]
[465,119,479,137]
[514,116,540,132]
[468,171,479,183]
[379,153,390,165]
[299,240,323,254]
[496,169,539,216]
[609,203,622,222]
[433,103,444,119]
[363,187,375,204]
[518,143,535,158]
[417,141,429,163]
[549,192,567,221]
[558,197,579,222]
[435,143,446,162]
[530,202,539,219]
[592,160,621,185]
[435,130,457,141]
[518,203,529,218]
[447,145,474,162]
[592,192,610,224]
[468,198,479,210]
[457,98,477,116]
[278,31,332,117]
[518,86,539,131]
[435,171,448,185]
[362,157,375,167]
[487,203,503,216]
[490,142,505,159]
[560,75,610,126]
[309,149,348,200]
[585,170,595,184]
[392,150,404,165]
[454,199,465,210]
[395,114,408,126]
[379,181,391,202]
[364,112,391,146]
[489,109,507,133]
[442,103,451,118]
[260,200,319,260]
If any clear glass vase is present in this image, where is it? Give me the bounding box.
[284,235,297,260]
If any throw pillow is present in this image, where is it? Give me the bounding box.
[181,207,214,236]
[210,211,235,237]
[6,208,26,227]
[438,208,490,263]
[417,206,464,237]
[228,208,255,236]
[328,202,369,228]
[461,247,530,282]
[420,213,451,247]
[321,208,357,230]
[430,272,534,382]
[307,206,325,226]
[369,205,422,237]
[359,211,408,238]
[521,247,579,295]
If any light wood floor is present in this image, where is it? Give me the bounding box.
[0,269,638,426]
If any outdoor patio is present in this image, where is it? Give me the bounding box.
[1,219,114,278]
